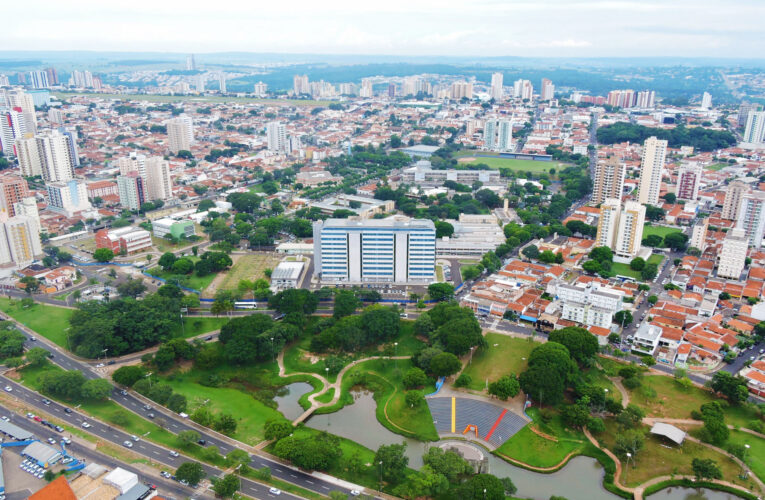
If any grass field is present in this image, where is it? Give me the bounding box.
[0,298,73,348]
[216,253,283,292]
[728,430,765,482]
[642,225,683,239]
[54,91,330,107]
[456,155,567,174]
[460,334,540,391]
[171,316,229,339]
[612,254,665,280]
[647,254,665,266]
[706,163,729,171]
[146,260,218,292]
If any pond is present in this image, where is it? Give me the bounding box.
[648,487,747,500]
[307,389,620,500]
[274,382,314,421]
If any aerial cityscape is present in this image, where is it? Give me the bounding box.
[0,2,765,500]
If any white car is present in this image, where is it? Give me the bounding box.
[169,451,180,457]
[96,363,105,368]
[47,438,57,445]
[1,416,8,422]
[269,487,281,496]
[131,435,139,442]
[4,386,11,392]
[81,422,92,428]
[123,440,133,448]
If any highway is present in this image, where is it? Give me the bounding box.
[0,312,364,499]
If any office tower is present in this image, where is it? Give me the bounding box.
[27,71,49,89]
[15,135,41,176]
[45,67,58,85]
[387,83,396,98]
[0,177,30,217]
[186,55,196,71]
[144,157,173,201]
[635,90,655,108]
[676,162,702,201]
[636,136,667,206]
[737,191,765,247]
[15,73,26,85]
[738,102,761,128]
[483,119,513,152]
[266,122,288,153]
[701,92,712,109]
[718,228,748,279]
[117,173,146,211]
[450,81,473,100]
[592,156,626,205]
[744,111,765,145]
[0,75,9,87]
[690,218,708,252]
[490,72,503,100]
[195,74,206,92]
[313,218,436,284]
[253,81,267,96]
[47,108,63,125]
[117,152,146,178]
[167,115,194,154]
[293,75,309,95]
[57,127,79,167]
[46,179,91,216]
[0,108,26,156]
[36,130,74,182]
[596,199,621,249]
[69,70,94,88]
[722,180,750,220]
[218,73,226,93]
[0,215,43,268]
[360,78,373,98]
[540,78,555,101]
[614,201,646,258]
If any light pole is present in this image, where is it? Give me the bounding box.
[741,444,750,478]
[270,337,275,362]
[378,460,383,490]
[469,346,475,365]
[625,452,632,482]
[180,310,185,337]
[145,372,153,389]
[394,342,398,372]
[101,348,108,363]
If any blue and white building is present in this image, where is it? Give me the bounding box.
[313,218,436,284]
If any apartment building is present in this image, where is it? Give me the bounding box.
[636,136,667,206]
[690,218,708,252]
[595,199,645,258]
[36,130,75,182]
[490,72,503,100]
[144,157,173,201]
[0,176,30,217]
[167,115,194,154]
[117,173,145,211]
[718,228,748,280]
[596,198,621,249]
[676,162,702,201]
[722,180,750,220]
[0,215,43,268]
[744,110,765,145]
[736,191,765,247]
[313,218,436,284]
[556,281,624,329]
[484,120,513,152]
[592,156,625,205]
[266,121,288,153]
[46,179,92,216]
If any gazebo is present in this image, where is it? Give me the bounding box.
[650,422,686,445]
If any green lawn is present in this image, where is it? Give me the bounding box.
[706,163,728,171]
[146,264,218,292]
[610,262,642,280]
[54,91,330,107]
[728,430,765,483]
[642,225,682,239]
[647,254,665,266]
[460,334,540,392]
[171,316,229,339]
[456,156,566,174]
[0,298,73,348]
[215,253,283,293]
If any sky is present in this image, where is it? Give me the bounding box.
[3,0,764,58]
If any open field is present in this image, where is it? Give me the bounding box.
[460,334,540,391]
[642,225,683,239]
[171,316,229,339]
[146,257,218,292]
[456,155,566,174]
[728,430,765,482]
[612,254,665,280]
[706,163,729,171]
[647,254,665,266]
[0,298,73,348]
[54,91,330,107]
[215,253,283,292]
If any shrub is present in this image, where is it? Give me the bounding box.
[454,373,472,388]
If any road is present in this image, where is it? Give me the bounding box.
[0,313,365,499]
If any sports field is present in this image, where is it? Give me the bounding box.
[53,92,330,107]
[456,155,567,174]
[642,225,682,239]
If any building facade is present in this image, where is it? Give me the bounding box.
[614,201,646,258]
[718,227,748,280]
[0,177,30,218]
[744,111,765,145]
[676,162,702,201]
[95,227,152,255]
[737,191,765,247]
[592,156,625,205]
[557,282,624,329]
[117,173,145,211]
[167,115,194,154]
[46,179,92,216]
[144,157,173,201]
[266,121,288,153]
[722,180,750,220]
[637,136,667,206]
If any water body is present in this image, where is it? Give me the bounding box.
[306,389,619,500]
[647,487,746,500]
[274,382,314,421]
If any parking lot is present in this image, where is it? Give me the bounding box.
[1,447,46,497]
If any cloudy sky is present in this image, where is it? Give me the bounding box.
[3,0,763,58]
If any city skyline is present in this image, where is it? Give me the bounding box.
[3,0,765,58]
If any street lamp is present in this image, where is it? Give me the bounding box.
[378,460,383,490]
[741,444,751,478]
[145,372,153,389]
[625,452,632,481]
[394,342,398,372]
[270,337,275,362]
[603,388,608,413]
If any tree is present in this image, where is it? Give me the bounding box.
[692,458,722,481]
[20,276,40,294]
[269,289,319,315]
[522,245,540,260]
[214,413,237,435]
[25,347,50,366]
[178,430,201,447]
[700,401,729,445]
[175,461,205,485]
[375,443,409,482]
[561,402,591,429]
[213,474,240,498]
[630,257,646,271]
[405,390,424,408]
[273,432,341,471]
[647,295,658,305]
[116,279,147,299]
[333,290,360,319]
[390,134,402,148]
[93,248,114,262]
[80,379,112,400]
[488,375,520,400]
[614,429,645,459]
[173,257,195,274]
[264,419,293,441]
[422,447,472,483]
[154,344,176,371]
[167,393,188,413]
[548,327,599,364]
[428,283,454,302]
[158,252,177,270]
[710,371,749,405]
[582,260,601,274]
[664,232,689,252]
[589,246,613,263]
[663,193,677,204]
[613,310,633,327]
[520,343,576,405]
[457,474,506,500]
[428,352,462,377]
[402,367,428,389]
[641,263,658,281]
[616,404,645,429]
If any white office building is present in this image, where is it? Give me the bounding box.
[46,179,92,216]
[637,136,667,206]
[266,121,288,153]
[313,218,436,284]
[556,281,624,329]
[718,228,748,280]
[167,115,194,154]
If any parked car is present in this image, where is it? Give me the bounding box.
[197,439,206,446]
[0,416,8,422]
[61,437,71,444]
[123,441,133,448]
[47,438,57,445]
[169,451,179,458]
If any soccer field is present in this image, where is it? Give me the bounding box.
[457,155,567,173]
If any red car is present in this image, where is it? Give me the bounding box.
[33,416,42,422]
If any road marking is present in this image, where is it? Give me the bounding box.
[153,451,159,455]
[290,474,297,478]
[306,480,314,484]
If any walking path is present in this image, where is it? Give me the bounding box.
[607,376,630,408]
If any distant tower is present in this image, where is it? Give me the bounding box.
[490,72,503,101]
[218,73,226,93]
[701,92,712,110]
[186,55,196,71]
[167,115,194,154]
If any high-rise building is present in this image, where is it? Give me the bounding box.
[117,152,146,178]
[313,218,436,284]
[738,102,761,128]
[36,130,74,182]
[144,157,173,201]
[27,71,49,89]
[450,81,473,100]
[47,108,63,125]
[722,180,750,220]
[557,281,624,329]
[607,89,637,108]
[44,67,58,85]
[701,92,712,109]
[690,218,708,252]
[46,179,91,216]
[0,177,30,218]
[266,122,288,153]
[253,82,267,96]
[736,191,765,247]
[0,215,43,268]
[293,75,309,95]
[360,78,373,98]
[718,228,748,280]
[0,108,26,156]
[14,134,41,176]
[167,115,194,154]
[0,75,9,87]
[614,201,646,258]
[387,83,396,98]
[540,78,555,101]
[676,162,702,201]
[592,156,626,205]
[513,79,533,100]
[13,196,40,231]
[635,90,655,108]
[69,70,94,88]
[483,119,513,152]
[3,89,37,135]
[117,173,146,211]
[596,198,621,250]
[402,76,428,97]
[218,73,226,93]
[57,127,79,167]
[636,136,667,206]
[743,111,765,145]
[186,55,196,71]
[490,72,503,100]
